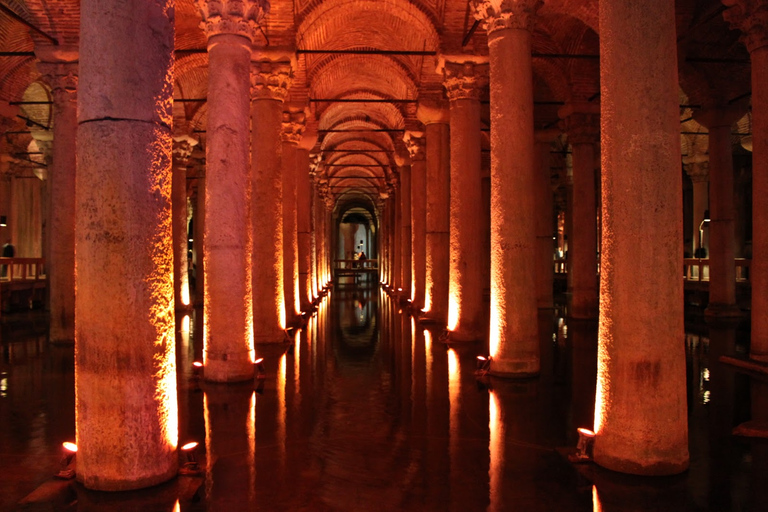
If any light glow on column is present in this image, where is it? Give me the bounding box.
[593,329,611,434]
[447,294,460,331]
[489,290,501,357]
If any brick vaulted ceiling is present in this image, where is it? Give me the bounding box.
[0,0,753,204]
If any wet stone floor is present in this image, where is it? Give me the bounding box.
[0,285,766,511]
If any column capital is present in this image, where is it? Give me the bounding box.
[558,105,600,145]
[417,99,449,125]
[472,0,543,34]
[684,159,709,183]
[723,0,768,53]
[250,60,292,101]
[196,0,269,43]
[693,106,747,129]
[441,61,489,101]
[281,110,306,144]
[403,130,426,161]
[309,153,321,176]
[37,61,78,103]
[173,135,198,166]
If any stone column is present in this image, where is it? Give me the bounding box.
[199,0,265,381]
[696,108,744,317]
[418,102,450,321]
[405,131,426,309]
[534,135,555,309]
[76,0,177,490]
[251,59,291,341]
[684,158,709,257]
[172,136,197,310]
[442,60,487,341]
[398,155,412,296]
[194,162,206,306]
[391,183,401,291]
[297,132,316,311]
[281,109,305,324]
[595,0,688,474]
[309,167,319,299]
[474,0,541,372]
[37,52,77,343]
[560,105,600,319]
[724,0,768,360]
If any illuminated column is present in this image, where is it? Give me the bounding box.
[37,53,77,343]
[391,182,401,290]
[418,102,450,321]
[595,0,688,474]
[76,0,177,490]
[251,59,291,341]
[200,0,263,381]
[194,162,205,306]
[683,158,709,256]
[725,0,768,360]
[281,109,305,323]
[398,154,412,295]
[474,0,540,371]
[405,131,426,309]
[534,135,554,309]
[297,132,315,311]
[696,108,744,317]
[560,105,600,319]
[172,136,197,310]
[443,60,487,341]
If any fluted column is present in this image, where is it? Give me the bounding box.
[595,0,688,475]
[684,158,709,257]
[404,131,426,309]
[200,0,265,381]
[37,53,77,343]
[534,135,555,309]
[281,109,305,324]
[251,59,291,342]
[418,102,450,321]
[724,0,768,359]
[297,133,316,311]
[443,61,487,341]
[560,106,600,320]
[76,0,177,489]
[172,136,197,310]
[474,0,541,371]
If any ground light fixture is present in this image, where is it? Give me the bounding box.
[179,441,202,476]
[475,355,492,376]
[254,358,266,379]
[55,442,77,479]
[569,428,596,463]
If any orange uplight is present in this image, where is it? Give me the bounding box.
[577,428,595,438]
[62,442,78,453]
[447,298,459,331]
[181,441,198,451]
[193,361,203,368]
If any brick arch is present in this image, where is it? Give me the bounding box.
[319,104,405,131]
[540,0,598,34]
[309,54,419,102]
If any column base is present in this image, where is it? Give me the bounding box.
[489,357,540,378]
[202,360,256,383]
[704,302,742,319]
[78,462,178,492]
[593,450,689,476]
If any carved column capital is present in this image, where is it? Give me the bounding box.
[723,0,768,53]
[403,130,426,161]
[196,0,269,42]
[173,135,198,167]
[684,159,710,183]
[559,112,600,145]
[37,61,78,104]
[250,60,292,101]
[281,110,306,144]
[472,0,543,34]
[442,61,488,101]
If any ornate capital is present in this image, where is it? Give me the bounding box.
[197,0,269,42]
[173,136,198,167]
[37,62,78,103]
[281,111,306,144]
[250,60,292,101]
[403,131,425,160]
[723,0,768,53]
[560,112,600,145]
[684,160,710,183]
[442,61,488,101]
[472,0,542,34]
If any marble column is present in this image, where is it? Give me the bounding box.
[172,136,197,310]
[534,135,555,309]
[194,162,206,306]
[404,130,426,310]
[417,102,450,321]
[475,0,541,372]
[560,105,600,319]
[297,133,316,311]
[76,0,178,490]
[251,59,291,342]
[696,108,743,317]
[442,60,487,341]
[281,109,305,324]
[724,0,768,361]
[309,168,320,299]
[200,0,264,381]
[595,0,688,474]
[684,158,709,257]
[398,157,412,297]
[37,52,77,343]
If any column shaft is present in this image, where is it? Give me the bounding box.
[411,157,426,308]
[595,0,688,475]
[194,168,205,306]
[172,160,189,309]
[423,122,450,321]
[534,140,554,308]
[751,46,768,359]
[400,165,412,294]
[282,140,299,323]
[297,148,312,310]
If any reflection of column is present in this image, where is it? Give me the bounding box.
[251,59,291,341]
[200,0,262,380]
[684,159,709,256]
[281,109,305,323]
[475,0,540,371]
[405,131,426,308]
[76,0,177,489]
[724,0,768,360]
[172,136,197,310]
[418,102,450,321]
[594,0,688,475]
[37,53,77,343]
[560,105,600,319]
[534,136,554,309]
[443,61,487,341]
